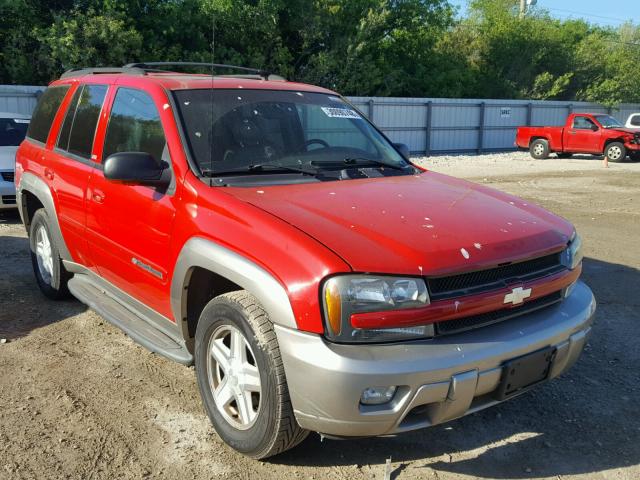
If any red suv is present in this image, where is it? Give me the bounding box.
[15,63,595,459]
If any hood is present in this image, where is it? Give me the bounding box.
[608,127,638,135]
[226,172,574,276]
[0,147,17,171]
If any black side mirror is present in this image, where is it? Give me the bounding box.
[104,152,169,187]
[591,124,599,132]
[394,143,410,159]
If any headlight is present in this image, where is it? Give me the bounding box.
[561,232,583,270]
[322,275,432,343]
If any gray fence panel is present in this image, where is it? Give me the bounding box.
[3,85,639,154]
[0,85,44,116]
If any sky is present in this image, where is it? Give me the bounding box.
[449,0,638,27]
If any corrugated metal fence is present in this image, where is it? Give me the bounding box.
[3,85,640,155]
[349,97,640,155]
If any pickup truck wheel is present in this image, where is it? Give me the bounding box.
[557,152,572,158]
[629,152,640,162]
[29,209,71,300]
[605,142,626,162]
[195,291,308,459]
[529,139,550,159]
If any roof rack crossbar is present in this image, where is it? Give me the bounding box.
[123,62,283,81]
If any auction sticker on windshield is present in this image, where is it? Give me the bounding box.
[321,107,362,119]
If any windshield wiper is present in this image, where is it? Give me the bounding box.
[202,163,319,177]
[312,157,406,171]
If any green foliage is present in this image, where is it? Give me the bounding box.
[1,0,639,105]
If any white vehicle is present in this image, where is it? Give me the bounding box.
[0,112,30,209]
[625,113,640,129]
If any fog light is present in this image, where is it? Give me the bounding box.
[360,386,397,405]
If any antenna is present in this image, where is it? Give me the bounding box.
[210,12,215,171]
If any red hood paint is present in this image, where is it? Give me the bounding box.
[226,172,574,276]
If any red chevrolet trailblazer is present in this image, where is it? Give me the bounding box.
[15,63,595,459]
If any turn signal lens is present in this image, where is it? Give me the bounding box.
[324,280,342,336]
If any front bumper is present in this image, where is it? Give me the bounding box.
[0,173,17,210]
[277,281,595,437]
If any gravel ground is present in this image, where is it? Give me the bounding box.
[1,151,639,480]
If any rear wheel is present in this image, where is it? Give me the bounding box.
[556,152,572,159]
[194,291,308,459]
[529,139,550,159]
[29,209,71,299]
[605,142,626,162]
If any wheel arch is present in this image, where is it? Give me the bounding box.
[603,137,625,152]
[171,237,298,353]
[17,172,71,261]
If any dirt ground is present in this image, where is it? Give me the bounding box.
[1,152,639,480]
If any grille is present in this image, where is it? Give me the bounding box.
[427,253,564,300]
[1,171,14,183]
[435,291,563,336]
[1,195,16,205]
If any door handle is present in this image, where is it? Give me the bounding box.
[44,168,54,180]
[92,190,105,204]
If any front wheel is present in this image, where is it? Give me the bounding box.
[605,142,626,162]
[194,291,308,459]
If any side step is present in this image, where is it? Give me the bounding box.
[68,275,193,365]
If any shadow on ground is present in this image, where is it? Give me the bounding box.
[275,257,640,478]
[0,219,86,340]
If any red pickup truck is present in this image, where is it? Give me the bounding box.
[16,64,595,459]
[516,113,640,162]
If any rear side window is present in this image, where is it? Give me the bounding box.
[27,85,70,143]
[103,88,166,162]
[631,116,640,127]
[57,84,108,159]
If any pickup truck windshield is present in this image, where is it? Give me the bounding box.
[594,115,623,129]
[173,89,411,180]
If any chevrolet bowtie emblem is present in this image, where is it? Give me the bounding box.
[504,286,532,305]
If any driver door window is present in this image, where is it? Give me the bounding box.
[103,88,166,162]
[573,116,597,131]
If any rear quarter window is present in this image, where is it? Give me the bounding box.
[27,85,70,144]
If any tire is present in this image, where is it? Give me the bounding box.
[529,139,550,159]
[629,152,640,162]
[605,142,626,162]
[556,152,572,159]
[195,291,308,459]
[29,208,71,300]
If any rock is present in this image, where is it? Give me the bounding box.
[0,339,7,344]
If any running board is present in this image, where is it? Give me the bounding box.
[68,275,193,365]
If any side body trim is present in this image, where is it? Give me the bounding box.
[171,237,298,343]
[17,171,72,261]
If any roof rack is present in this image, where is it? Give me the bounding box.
[60,66,146,79]
[60,63,287,81]
[123,62,286,81]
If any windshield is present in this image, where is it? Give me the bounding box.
[595,115,623,129]
[173,89,411,181]
[0,118,29,146]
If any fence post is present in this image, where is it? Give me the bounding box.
[478,102,486,154]
[425,101,432,156]
[527,102,533,126]
[368,99,374,121]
